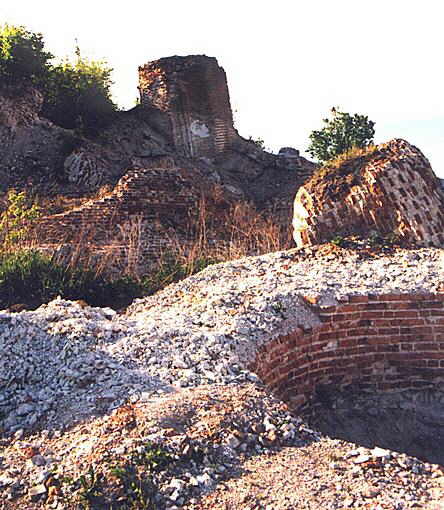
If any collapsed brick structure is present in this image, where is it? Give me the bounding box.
[36,159,204,264]
[250,292,444,413]
[22,55,316,268]
[293,139,444,247]
[139,55,236,158]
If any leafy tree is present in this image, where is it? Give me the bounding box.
[42,48,117,133]
[0,24,53,85]
[308,107,375,163]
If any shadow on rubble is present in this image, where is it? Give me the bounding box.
[0,345,183,440]
[302,384,444,466]
[1,368,322,509]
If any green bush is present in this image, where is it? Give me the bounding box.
[141,253,216,296]
[0,250,218,310]
[0,24,52,86]
[0,250,141,310]
[0,23,117,135]
[308,107,375,163]
[0,189,41,250]
[42,52,117,133]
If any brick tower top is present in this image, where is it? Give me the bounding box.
[138,55,236,158]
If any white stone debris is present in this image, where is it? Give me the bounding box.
[1,247,443,433]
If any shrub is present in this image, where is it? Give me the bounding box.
[0,189,41,251]
[0,23,117,135]
[0,24,53,86]
[308,107,375,163]
[141,253,216,296]
[0,250,141,310]
[247,135,267,151]
[42,51,117,133]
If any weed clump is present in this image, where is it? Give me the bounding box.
[0,250,141,310]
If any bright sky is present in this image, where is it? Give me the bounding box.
[1,0,444,174]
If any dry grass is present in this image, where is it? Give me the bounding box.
[324,144,378,170]
[306,144,380,204]
[4,182,293,295]
[35,184,114,215]
[163,195,292,277]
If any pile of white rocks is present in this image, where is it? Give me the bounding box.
[1,247,443,434]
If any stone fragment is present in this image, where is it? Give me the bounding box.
[225,434,241,449]
[196,473,212,488]
[31,454,46,466]
[16,403,34,416]
[353,454,371,464]
[28,484,47,500]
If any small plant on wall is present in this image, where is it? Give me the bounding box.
[0,189,41,251]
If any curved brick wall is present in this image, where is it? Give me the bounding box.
[293,139,444,248]
[249,293,444,411]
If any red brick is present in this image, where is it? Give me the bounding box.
[360,311,384,319]
[413,343,439,351]
[349,295,370,303]
[390,302,416,310]
[373,319,397,327]
[377,294,415,301]
[390,312,420,320]
[336,304,362,313]
[367,303,388,311]
[377,327,400,335]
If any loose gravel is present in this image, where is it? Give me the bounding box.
[1,244,444,508]
[1,245,444,435]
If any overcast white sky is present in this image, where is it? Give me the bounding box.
[1,0,443,174]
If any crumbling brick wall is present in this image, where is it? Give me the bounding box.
[35,160,202,266]
[139,56,236,158]
[249,293,444,412]
[293,139,444,247]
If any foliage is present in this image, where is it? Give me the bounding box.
[0,189,41,250]
[65,442,174,509]
[0,23,117,135]
[0,250,141,309]
[0,24,53,86]
[308,107,375,163]
[141,253,216,296]
[76,466,105,507]
[42,49,117,133]
[247,135,267,151]
[330,235,346,247]
[109,443,174,508]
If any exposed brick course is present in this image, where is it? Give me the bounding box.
[35,161,202,265]
[293,139,444,247]
[249,293,444,412]
[139,56,236,158]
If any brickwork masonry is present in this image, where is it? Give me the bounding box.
[35,161,202,267]
[249,293,444,413]
[293,139,444,247]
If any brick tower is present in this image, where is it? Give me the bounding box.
[138,55,236,158]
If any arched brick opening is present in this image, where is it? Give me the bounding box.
[249,293,444,463]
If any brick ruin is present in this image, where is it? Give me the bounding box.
[139,56,237,158]
[250,292,444,410]
[26,54,316,267]
[35,159,205,267]
[249,291,444,461]
[293,139,444,247]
